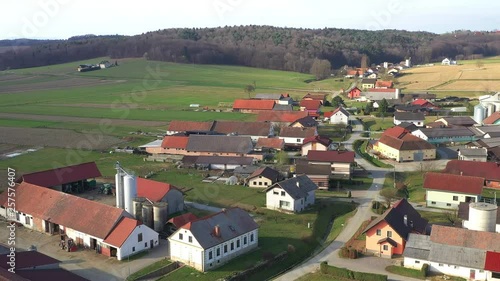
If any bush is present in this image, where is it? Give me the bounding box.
[421,264,429,277]
[353,271,388,281]
[320,262,387,280]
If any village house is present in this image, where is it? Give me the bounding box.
[168,208,259,272]
[306,150,355,179]
[375,80,394,89]
[299,100,321,118]
[137,177,185,215]
[254,138,285,151]
[295,160,331,189]
[403,226,500,281]
[289,116,318,128]
[363,199,428,258]
[423,172,484,209]
[0,182,159,261]
[278,127,317,149]
[361,78,377,89]
[324,107,350,125]
[347,86,362,99]
[257,111,309,127]
[374,126,436,162]
[442,160,500,189]
[265,175,318,213]
[393,112,425,127]
[246,167,281,188]
[233,99,275,113]
[458,148,488,162]
[301,135,332,156]
[302,93,326,104]
[411,99,438,109]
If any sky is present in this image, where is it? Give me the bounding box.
[2,0,499,40]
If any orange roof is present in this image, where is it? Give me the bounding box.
[375,81,393,88]
[255,138,285,149]
[483,111,500,125]
[299,100,322,110]
[366,88,397,93]
[137,177,178,202]
[382,126,410,139]
[168,213,198,228]
[103,217,141,248]
[161,136,189,149]
[302,93,326,101]
[233,99,275,110]
[167,121,214,132]
[423,172,484,194]
[257,111,308,123]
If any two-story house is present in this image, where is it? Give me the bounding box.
[324,107,350,126]
[278,127,317,149]
[265,175,318,213]
[301,135,331,156]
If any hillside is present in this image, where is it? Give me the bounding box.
[1,26,500,72]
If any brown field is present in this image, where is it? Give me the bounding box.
[398,81,444,90]
[0,127,123,149]
[459,67,500,79]
[436,80,500,91]
[0,77,124,94]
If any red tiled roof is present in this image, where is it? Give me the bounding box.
[299,100,322,110]
[18,162,101,187]
[483,112,500,125]
[303,135,332,146]
[103,217,141,248]
[168,213,198,228]
[485,251,500,272]
[233,99,275,110]
[0,251,59,270]
[0,183,129,239]
[365,88,397,93]
[423,172,484,194]
[324,107,350,118]
[443,160,500,181]
[377,134,435,151]
[375,81,393,88]
[430,225,500,251]
[302,93,326,101]
[412,99,432,106]
[255,138,285,149]
[257,111,308,123]
[382,126,410,139]
[137,177,179,202]
[307,150,355,163]
[167,121,214,132]
[161,136,189,149]
[212,121,271,136]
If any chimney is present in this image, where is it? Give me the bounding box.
[214,225,220,237]
[403,215,408,226]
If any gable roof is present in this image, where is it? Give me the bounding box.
[137,177,179,202]
[483,112,500,125]
[212,121,271,136]
[363,199,428,240]
[18,162,101,187]
[423,172,484,194]
[248,167,280,182]
[302,135,332,147]
[279,127,316,138]
[361,78,377,84]
[485,251,500,272]
[437,116,477,126]
[168,213,198,228]
[412,99,434,106]
[103,217,141,248]
[272,104,293,111]
[383,126,411,138]
[394,112,425,121]
[265,175,318,200]
[299,100,322,110]
[290,116,318,127]
[430,225,500,251]
[377,134,435,151]
[257,111,308,123]
[324,107,350,118]
[417,127,475,138]
[255,138,285,149]
[186,135,253,154]
[233,99,275,110]
[179,208,258,249]
[302,93,326,101]
[167,121,214,132]
[375,80,393,88]
[458,148,487,157]
[0,182,130,239]
[161,136,189,149]
[295,163,331,175]
[254,93,282,100]
[306,150,355,163]
[443,160,500,181]
[397,122,419,132]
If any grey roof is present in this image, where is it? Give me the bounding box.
[295,163,331,176]
[182,156,254,166]
[394,112,425,121]
[139,139,162,148]
[439,116,477,126]
[248,167,280,182]
[476,137,500,148]
[186,135,253,154]
[266,175,318,200]
[417,127,475,138]
[212,121,271,137]
[361,78,377,84]
[397,122,419,132]
[279,127,317,138]
[291,116,318,127]
[183,208,259,249]
[458,148,487,157]
[233,166,259,176]
[403,234,431,260]
[272,104,294,111]
[428,244,486,269]
[254,93,282,100]
[362,92,398,100]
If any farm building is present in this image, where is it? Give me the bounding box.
[254,138,285,151]
[168,208,259,272]
[278,127,317,149]
[457,148,488,162]
[306,150,355,179]
[375,81,393,89]
[182,155,254,171]
[302,93,326,104]
[423,172,484,209]
[256,111,309,126]
[166,121,214,135]
[136,177,185,215]
[299,100,322,118]
[374,127,436,162]
[434,116,477,127]
[458,202,500,233]
[232,99,275,113]
[0,182,158,261]
[360,89,401,101]
[265,175,317,213]
[295,161,331,189]
[442,160,500,188]
[246,167,281,188]
[212,121,273,142]
[482,112,500,125]
[412,127,477,144]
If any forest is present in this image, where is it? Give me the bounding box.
[1,26,499,72]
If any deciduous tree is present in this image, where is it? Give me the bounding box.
[310,58,332,80]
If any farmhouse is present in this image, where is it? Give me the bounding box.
[185,135,260,159]
[290,116,318,128]
[233,99,275,113]
[301,135,331,156]
[457,148,488,162]
[324,107,350,125]
[374,127,436,162]
[442,160,500,188]
[295,161,331,189]
[257,111,309,126]
[137,177,185,215]
[361,78,377,89]
[423,172,484,209]
[168,208,259,272]
[393,112,425,127]
[278,127,317,149]
[299,100,322,118]
[0,182,159,261]
[247,167,281,188]
[265,175,317,213]
[157,135,189,154]
[306,150,355,179]
[412,127,476,144]
[254,138,285,151]
[403,226,500,281]
[375,80,393,89]
[363,199,428,258]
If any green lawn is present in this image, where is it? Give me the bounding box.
[382,171,426,203]
[418,211,452,225]
[127,258,172,281]
[360,116,394,132]
[482,188,500,204]
[385,265,425,280]
[353,140,393,168]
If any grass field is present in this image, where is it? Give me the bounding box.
[382,171,426,203]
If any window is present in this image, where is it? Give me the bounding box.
[446,203,451,207]
[145,242,147,247]
[138,233,143,242]
[453,196,458,201]
[237,239,240,248]
[253,181,257,186]
[297,139,301,142]
[179,233,183,240]
[230,242,234,251]
[376,229,381,236]
[25,216,31,225]
[387,231,392,238]
[259,182,262,186]
[244,236,247,245]
[224,245,228,253]
[132,247,135,252]
[209,251,213,260]
[415,260,420,264]
[189,236,193,243]
[273,190,278,195]
[281,191,285,196]
[216,248,220,257]
[250,233,254,242]
[431,201,436,205]
[383,245,388,251]
[438,264,443,267]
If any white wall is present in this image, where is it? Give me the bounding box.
[411,130,428,141]
[426,190,479,209]
[330,112,349,125]
[394,118,423,127]
[266,187,296,212]
[279,136,305,146]
[117,224,159,260]
[248,176,273,188]
[404,258,488,280]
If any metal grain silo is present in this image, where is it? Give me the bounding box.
[123,175,137,215]
[153,202,168,232]
[487,103,496,117]
[115,173,124,209]
[474,105,486,124]
[132,197,146,221]
[468,202,497,232]
[142,202,154,229]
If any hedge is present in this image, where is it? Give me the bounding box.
[320,262,387,281]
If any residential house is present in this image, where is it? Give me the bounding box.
[483,111,500,125]
[434,116,477,127]
[290,116,318,128]
[212,121,273,142]
[458,148,488,162]
[278,94,294,105]
[411,99,438,109]
[412,127,476,144]
[423,172,484,209]
[347,87,362,99]
[443,160,500,188]
[458,201,500,233]
[306,150,355,179]
[257,111,309,126]
[0,182,158,261]
[295,161,331,189]
[299,100,321,118]
[361,78,377,89]
[403,226,500,281]
[254,138,285,151]
[247,167,281,188]
[233,99,275,113]
[301,135,332,156]
[374,127,436,162]
[279,127,317,149]
[324,107,350,126]
[168,208,259,272]
[167,121,214,135]
[137,177,185,215]
[16,162,102,193]
[393,112,425,127]
[375,80,394,89]
[265,175,317,212]
[363,199,428,258]
[302,93,326,104]
[182,156,254,171]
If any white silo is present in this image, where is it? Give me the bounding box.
[153,202,168,232]
[383,62,389,69]
[474,105,486,124]
[468,202,497,232]
[123,175,137,215]
[487,103,496,118]
[115,173,124,209]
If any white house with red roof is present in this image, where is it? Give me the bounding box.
[301,135,332,156]
[324,107,350,125]
[423,172,484,209]
[137,177,185,215]
[168,208,259,272]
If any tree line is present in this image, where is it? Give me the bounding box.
[1,26,500,72]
